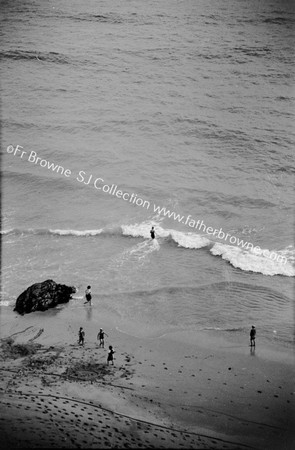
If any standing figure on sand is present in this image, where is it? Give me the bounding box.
[150,226,155,239]
[250,325,256,347]
[84,285,92,305]
[107,345,115,365]
[97,328,108,348]
[78,327,85,346]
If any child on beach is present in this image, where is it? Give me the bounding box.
[97,328,108,348]
[107,345,115,365]
[84,285,92,305]
[250,325,256,347]
[78,327,85,346]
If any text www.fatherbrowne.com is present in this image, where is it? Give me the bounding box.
[152,204,286,264]
[6,145,287,265]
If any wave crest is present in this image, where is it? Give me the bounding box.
[1,228,103,237]
[211,243,295,277]
[2,223,294,277]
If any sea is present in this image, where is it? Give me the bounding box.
[1,0,294,350]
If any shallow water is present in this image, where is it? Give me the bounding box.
[1,0,294,348]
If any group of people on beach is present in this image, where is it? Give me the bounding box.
[79,257,255,369]
[78,327,107,347]
[78,226,155,359]
[80,285,115,364]
[78,326,115,365]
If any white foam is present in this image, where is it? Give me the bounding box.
[121,221,169,239]
[121,222,210,249]
[170,230,211,249]
[278,245,295,263]
[211,243,295,277]
[49,229,103,236]
[0,229,14,235]
[128,239,160,259]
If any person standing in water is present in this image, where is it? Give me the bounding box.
[150,226,155,239]
[84,285,92,305]
[250,325,256,347]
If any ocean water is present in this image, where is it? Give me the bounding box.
[1,0,294,348]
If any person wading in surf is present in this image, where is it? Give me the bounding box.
[84,285,92,305]
[150,226,155,239]
[250,325,256,347]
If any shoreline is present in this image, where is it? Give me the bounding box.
[0,302,294,449]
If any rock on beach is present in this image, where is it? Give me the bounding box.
[14,279,76,314]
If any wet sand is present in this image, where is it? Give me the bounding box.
[0,303,294,449]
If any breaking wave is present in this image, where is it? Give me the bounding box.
[2,222,294,277]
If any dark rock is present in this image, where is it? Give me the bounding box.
[14,279,76,314]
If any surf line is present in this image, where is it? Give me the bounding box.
[76,171,150,210]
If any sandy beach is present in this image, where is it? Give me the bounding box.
[0,301,294,450]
